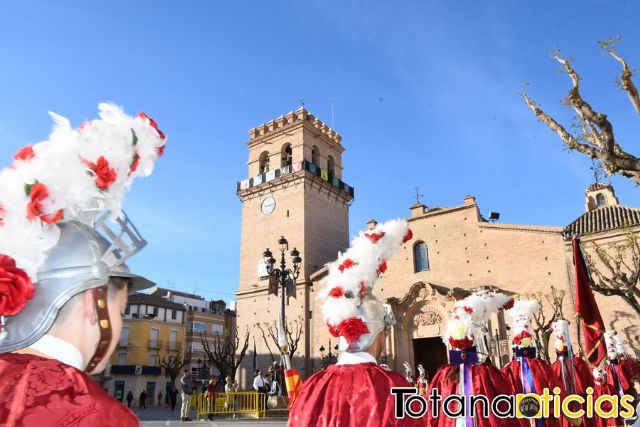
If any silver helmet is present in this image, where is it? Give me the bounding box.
[0,211,154,353]
[338,293,395,353]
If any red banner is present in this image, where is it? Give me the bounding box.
[573,238,606,367]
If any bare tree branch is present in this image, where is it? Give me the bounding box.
[526,287,565,362]
[202,329,250,379]
[159,351,186,389]
[523,40,640,184]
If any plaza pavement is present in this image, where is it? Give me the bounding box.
[131,406,288,426]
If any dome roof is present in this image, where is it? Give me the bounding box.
[564,205,640,237]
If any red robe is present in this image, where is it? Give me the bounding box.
[604,361,634,395]
[502,358,565,427]
[288,362,425,427]
[593,382,625,427]
[551,355,594,427]
[0,353,138,427]
[426,363,529,427]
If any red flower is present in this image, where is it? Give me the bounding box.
[337,317,370,343]
[138,112,166,140]
[156,145,166,157]
[462,306,473,314]
[377,260,387,274]
[502,298,515,311]
[328,287,344,298]
[86,156,117,190]
[513,331,532,346]
[359,282,367,299]
[364,231,385,243]
[328,323,340,338]
[14,145,35,162]
[338,258,356,272]
[402,229,413,244]
[0,255,35,316]
[449,336,474,350]
[129,153,140,173]
[26,183,64,224]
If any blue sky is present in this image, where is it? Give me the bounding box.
[1,1,639,303]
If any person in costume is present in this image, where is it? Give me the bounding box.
[501,301,568,427]
[550,319,593,427]
[0,104,167,427]
[288,219,422,427]
[417,364,428,395]
[604,330,636,397]
[426,290,528,427]
[404,361,415,386]
[592,368,624,427]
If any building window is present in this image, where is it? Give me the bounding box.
[117,352,127,365]
[169,330,178,350]
[153,307,158,317]
[201,307,206,313]
[327,155,335,176]
[281,144,292,167]
[596,193,606,207]
[311,146,320,166]
[192,321,206,334]
[212,324,224,336]
[149,354,159,366]
[171,310,177,320]
[414,242,429,272]
[125,304,130,315]
[259,151,270,174]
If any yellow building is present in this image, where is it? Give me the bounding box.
[104,293,186,405]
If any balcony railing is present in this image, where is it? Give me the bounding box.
[237,160,355,198]
[147,339,162,349]
[117,340,129,348]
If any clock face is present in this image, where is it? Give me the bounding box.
[261,196,276,215]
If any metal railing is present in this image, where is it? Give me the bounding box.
[194,392,266,420]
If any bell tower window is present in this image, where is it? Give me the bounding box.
[281,144,292,167]
[259,151,270,174]
[327,155,335,176]
[311,146,320,166]
[596,193,606,207]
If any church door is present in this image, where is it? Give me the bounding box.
[413,337,448,381]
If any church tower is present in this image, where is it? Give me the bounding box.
[235,107,353,384]
[585,182,619,212]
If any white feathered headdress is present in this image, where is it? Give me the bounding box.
[0,103,166,316]
[443,290,513,350]
[507,300,540,349]
[320,219,412,349]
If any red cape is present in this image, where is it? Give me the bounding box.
[551,355,594,395]
[593,383,625,427]
[604,362,634,395]
[0,353,138,427]
[425,363,528,427]
[502,358,566,427]
[288,362,425,427]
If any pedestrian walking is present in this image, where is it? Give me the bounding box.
[157,390,163,406]
[126,391,134,408]
[170,388,178,412]
[139,390,147,409]
[180,369,195,421]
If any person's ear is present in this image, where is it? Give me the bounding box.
[84,289,98,325]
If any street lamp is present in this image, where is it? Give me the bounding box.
[319,340,339,369]
[263,237,301,355]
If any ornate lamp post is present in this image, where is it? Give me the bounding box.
[319,340,339,369]
[263,237,302,353]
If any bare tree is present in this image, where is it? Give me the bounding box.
[525,286,566,362]
[254,317,303,361]
[583,228,640,316]
[202,329,250,380]
[522,38,640,184]
[159,351,186,390]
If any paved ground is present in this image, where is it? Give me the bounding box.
[132,406,287,426]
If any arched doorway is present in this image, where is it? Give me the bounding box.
[413,337,447,381]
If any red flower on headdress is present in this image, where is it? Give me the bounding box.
[377,260,387,274]
[86,156,117,190]
[138,112,166,140]
[449,336,474,350]
[14,145,35,162]
[402,229,413,244]
[364,231,385,243]
[328,287,344,298]
[0,255,35,316]
[502,298,515,311]
[359,282,367,299]
[157,145,166,157]
[337,317,370,343]
[129,153,140,173]
[26,183,63,224]
[338,258,356,272]
[513,331,532,346]
[328,323,340,338]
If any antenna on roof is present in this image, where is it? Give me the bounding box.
[415,186,423,204]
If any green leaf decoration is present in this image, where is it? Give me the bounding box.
[344,290,354,298]
[131,129,138,146]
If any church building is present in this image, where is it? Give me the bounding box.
[235,108,640,387]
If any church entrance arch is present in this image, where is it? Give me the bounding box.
[387,282,452,375]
